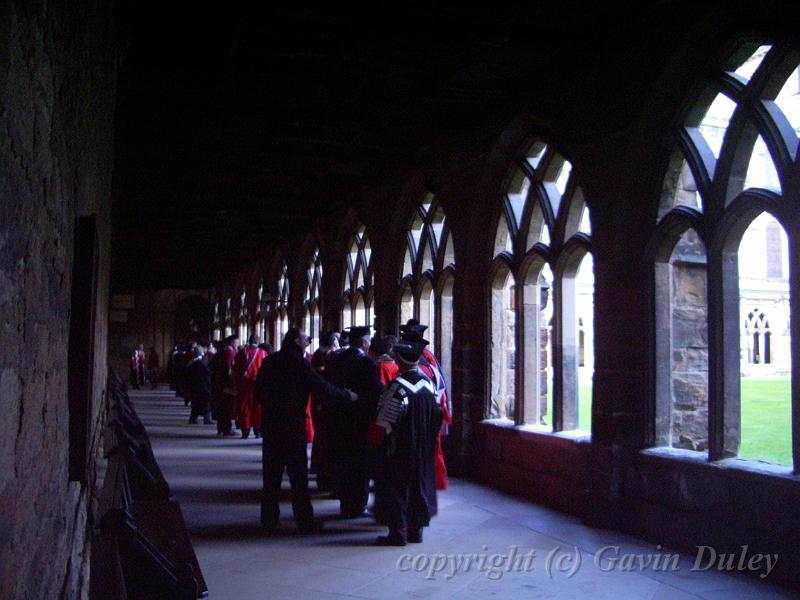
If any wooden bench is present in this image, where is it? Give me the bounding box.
[91,374,208,599]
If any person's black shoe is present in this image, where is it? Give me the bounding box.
[261,521,278,533]
[407,528,423,543]
[376,531,406,546]
[296,518,324,534]
[222,430,238,437]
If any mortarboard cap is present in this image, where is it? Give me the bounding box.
[393,339,428,363]
[399,322,429,342]
[346,325,372,339]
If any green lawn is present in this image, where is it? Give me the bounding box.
[739,377,791,466]
[538,377,791,466]
[540,384,593,432]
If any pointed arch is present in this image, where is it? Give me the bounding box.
[397,194,456,397]
[341,220,373,330]
[651,41,798,467]
[487,136,594,431]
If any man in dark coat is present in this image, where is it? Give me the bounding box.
[184,345,213,424]
[324,326,384,518]
[147,346,159,389]
[254,328,357,533]
[210,334,239,436]
[373,338,443,546]
[309,331,340,492]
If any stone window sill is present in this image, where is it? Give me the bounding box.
[481,418,592,443]
[640,446,799,481]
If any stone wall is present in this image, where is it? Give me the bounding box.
[670,231,709,451]
[0,2,116,598]
[476,423,591,516]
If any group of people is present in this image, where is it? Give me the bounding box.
[165,320,451,546]
[130,344,160,390]
[168,335,273,436]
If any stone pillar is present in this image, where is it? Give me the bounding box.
[669,231,709,451]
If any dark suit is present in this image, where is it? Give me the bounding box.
[184,357,212,422]
[254,345,352,528]
[325,347,384,515]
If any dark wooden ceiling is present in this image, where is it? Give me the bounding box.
[110,4,680,290]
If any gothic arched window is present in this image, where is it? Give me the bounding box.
[488,140,593,431]
[273,263,290,349]
[399,194,456,373]
[343,224,374,329]
[238,287,249,343]
[212,302,221,341]
[652,41,796,466]
[744,309,772,365]
[255,281,266,342]
[224,296,233,337]
[303,248,323,351]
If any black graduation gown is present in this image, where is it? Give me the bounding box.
[184,357,212,417]
[376,370,443,530]
[324,347,384,512]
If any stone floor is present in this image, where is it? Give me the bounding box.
[132,389,796,600]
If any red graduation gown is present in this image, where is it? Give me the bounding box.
[234,346,267,430]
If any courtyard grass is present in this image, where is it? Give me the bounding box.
[541,384,592,432]
[739,376,791,466]
[539,377,791,467]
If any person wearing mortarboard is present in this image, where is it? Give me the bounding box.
[399,320,451,490]
[185,344,213,425]
[372,336,443,545]
[323,325,384,518]
[209,334,240,436]
[309,331,342,492]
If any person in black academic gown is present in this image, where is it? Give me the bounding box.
[372,338,443,546]
[184,345,213,424]
[324,326,384,518]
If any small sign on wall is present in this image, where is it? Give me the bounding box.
[111,294,135,310]
[110,310,128,322]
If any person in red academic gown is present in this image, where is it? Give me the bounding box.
[130,344,146,389]
[400,322,451,490]
[210,334,240,436]
[370,334,399,386]
[234,334,268,439]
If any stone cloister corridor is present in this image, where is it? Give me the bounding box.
[132,388,792,599]
[3,2,800,599]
